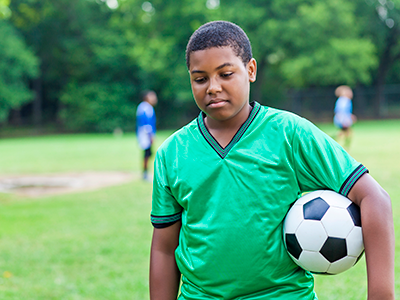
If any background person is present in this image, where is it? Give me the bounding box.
[334,85,357,149]
[136,90,157,180]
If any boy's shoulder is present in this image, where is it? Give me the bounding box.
[156,118,198,153]
[259,104,306,129]
[262,104,300,119]
[259,104,327,144]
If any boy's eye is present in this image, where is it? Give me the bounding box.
[221,72,233,78]
[194,77,206,83]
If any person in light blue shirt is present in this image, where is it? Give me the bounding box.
[136,90,157,180]
[333,85,357,148]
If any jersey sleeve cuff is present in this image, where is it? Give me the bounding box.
[151,212,182,228]
[339,164,369,197]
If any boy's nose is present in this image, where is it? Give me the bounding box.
[207,78,222,94]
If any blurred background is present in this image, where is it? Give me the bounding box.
[1,1,400,299]
[1,0,400,137]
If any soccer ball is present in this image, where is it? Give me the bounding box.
[283,190,364,275]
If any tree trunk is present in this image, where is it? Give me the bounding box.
[374,28,399,118]
[32,77,43,128]
[9,109,22,126]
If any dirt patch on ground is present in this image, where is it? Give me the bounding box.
[0,171,138,197]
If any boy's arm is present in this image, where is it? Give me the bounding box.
[347,173,395,300]
[150,221,181,300]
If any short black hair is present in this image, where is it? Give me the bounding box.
[185,21,252,69]
[141,90,155,101]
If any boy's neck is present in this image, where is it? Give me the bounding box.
[204,103,252,148]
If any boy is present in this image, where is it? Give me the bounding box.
[150,21,394,300]
[333,85,357,149]
[136,90,158,180]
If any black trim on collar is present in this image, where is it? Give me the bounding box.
[197,102,261,159]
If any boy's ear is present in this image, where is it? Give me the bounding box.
[247,58,257,83]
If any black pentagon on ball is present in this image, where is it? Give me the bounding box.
[303,197,330,220]
[285,233,302,260]
[320,237,347,263]
[347,202,362,227]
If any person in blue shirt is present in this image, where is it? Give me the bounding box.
[334,85,357,149]
[136,90,157,180]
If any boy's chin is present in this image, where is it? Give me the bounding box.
[205,111,236,123]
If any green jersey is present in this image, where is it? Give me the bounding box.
[151,102,367,300]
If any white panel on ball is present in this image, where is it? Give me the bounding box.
[327,256,358,274]
[346,227,364,257]
[296,220,327,251]
[322,207,355,237]
[283,205,304,234]
[299,251,330,273]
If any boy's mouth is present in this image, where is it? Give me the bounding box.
[207,99,228,108]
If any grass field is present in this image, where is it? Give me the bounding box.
[0,120,399,299]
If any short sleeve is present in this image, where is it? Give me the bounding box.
[292,117,368,196]
[150,149,183,228]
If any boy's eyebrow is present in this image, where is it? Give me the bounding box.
[190,62,234,74]
[215,62,234,70]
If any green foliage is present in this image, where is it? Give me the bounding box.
[9,0,140,131]
[0,0,10,19]
[282,38,377,86]
[261,0,377,87]
[2,0,400,130]
[0,19,38,123]
[60,83,136,132]
[56,21,140,132]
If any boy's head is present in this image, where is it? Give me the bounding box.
[186,21,252,69]
[142,90,158,106]
[186,21,257,124]
[335,85,353,99]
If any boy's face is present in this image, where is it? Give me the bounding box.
[189,47,256,123]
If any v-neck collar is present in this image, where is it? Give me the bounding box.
[197,102,261,159]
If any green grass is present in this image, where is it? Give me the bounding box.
[0,132,168,174]
[0,183,153,299]
[0,121,399,299]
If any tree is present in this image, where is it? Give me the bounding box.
[123,0,378,105]
[355,0,400,117]
[0,19,38,124]
[10,0,141,131]
[0,0,10,19]
[222,0,378,107]
[58,21,141,131]
[4,0,394,131]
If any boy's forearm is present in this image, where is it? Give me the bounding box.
[150,249,181,300]
[361,193,394,300]
[348,175,395,300]
[149,223,182,300]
